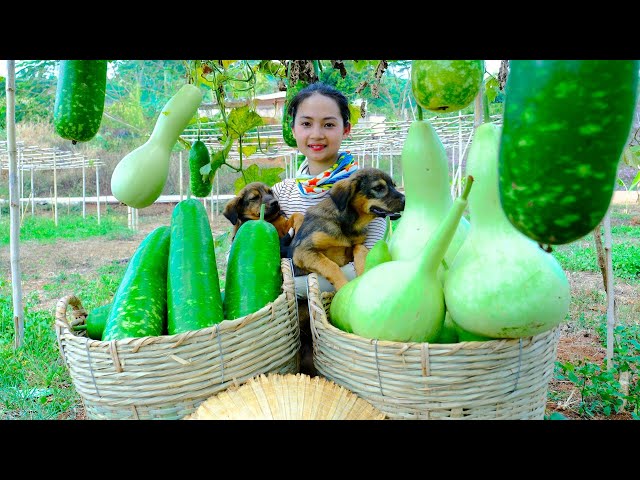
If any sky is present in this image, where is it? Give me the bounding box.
[0,60,502,79]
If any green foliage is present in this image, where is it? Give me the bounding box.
[0,215,131,419]
[0,60,58,130]
[552,241,640,281]
[554,321,639,419]
[0,214,133,246]
[232,163,285,194]
[544,411,569,420]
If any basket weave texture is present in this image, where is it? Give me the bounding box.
[55,259,300,420]
[185,373,386,420]
[307,273,560,420]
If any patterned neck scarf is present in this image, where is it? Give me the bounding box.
[295,152,359,197]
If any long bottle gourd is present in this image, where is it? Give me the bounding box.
[443,122,570,338]
[388,119,469,283]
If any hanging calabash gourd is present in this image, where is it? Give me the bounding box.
[111,83,204,209]
[411,60,485,113]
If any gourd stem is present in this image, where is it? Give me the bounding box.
[417,104,423,121]
[259,203,265,221]
[418,175,474,273]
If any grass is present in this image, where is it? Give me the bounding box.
[1,205,639,419]
[0,213,134,246]
[0,259,129,419]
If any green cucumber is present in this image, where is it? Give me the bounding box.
[223,204,282,320]
[167,199,224,334]
[53,60,108,144]
[102,226,171,341]
[189,140,213,198]
[73,303,111,340]
[282,80,308,148]
[499,60,640,246]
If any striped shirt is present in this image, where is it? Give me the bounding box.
[272,178,387,249]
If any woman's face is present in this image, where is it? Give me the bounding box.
[292,92,351,172]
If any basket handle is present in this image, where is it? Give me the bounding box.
[55,294,88,331]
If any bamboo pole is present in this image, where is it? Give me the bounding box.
[53,151,58,226]
[96,166,101,225]
[30,167,34,216]
[19,148,23,218]
[6,60,25,349]
[82,156,86,218]
[603,209,615,370]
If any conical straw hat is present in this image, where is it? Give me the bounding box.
[185,373,386,420]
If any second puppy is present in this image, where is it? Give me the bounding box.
[289,167,405,291]
[223,182,304,243]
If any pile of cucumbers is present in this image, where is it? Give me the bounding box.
[79,199,282,341]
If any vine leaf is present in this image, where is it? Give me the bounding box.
[485,77,500,104]
[348,104,361,127]
[240,145,258,158]
[233,163,285,193]
[621,145,640,169]
[227,105,263,138]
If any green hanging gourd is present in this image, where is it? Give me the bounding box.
[443,122,570,339]
[189,140,213,198]
[498,60,640,246]
[282,79,308,148]
[411,60,484,113]
[53,60,108,144]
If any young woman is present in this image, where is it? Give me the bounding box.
[272,82,387,297]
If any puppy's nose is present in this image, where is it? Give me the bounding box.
[266,198,279,209]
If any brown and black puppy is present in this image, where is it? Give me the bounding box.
[223,182,304,242]
[289,167,405,291]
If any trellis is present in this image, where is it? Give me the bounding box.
[0,140,106,226]
[182,111,503,200]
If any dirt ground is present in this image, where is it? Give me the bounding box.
[3,202,639,420]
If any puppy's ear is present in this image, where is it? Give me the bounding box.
[330,177,356,212]
[223,197,241,225]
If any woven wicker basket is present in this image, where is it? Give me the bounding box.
[55,258,300,420]
[185,373,386,420]
[307,273,560,420]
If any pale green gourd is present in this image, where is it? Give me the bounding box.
[387,119,469,284]
[443,122,570,338]
[330,176,474,343]
[111,84,204,209]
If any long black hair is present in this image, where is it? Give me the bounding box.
[287,82,351,128]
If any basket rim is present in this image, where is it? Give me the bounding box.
[56,258,296,348]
